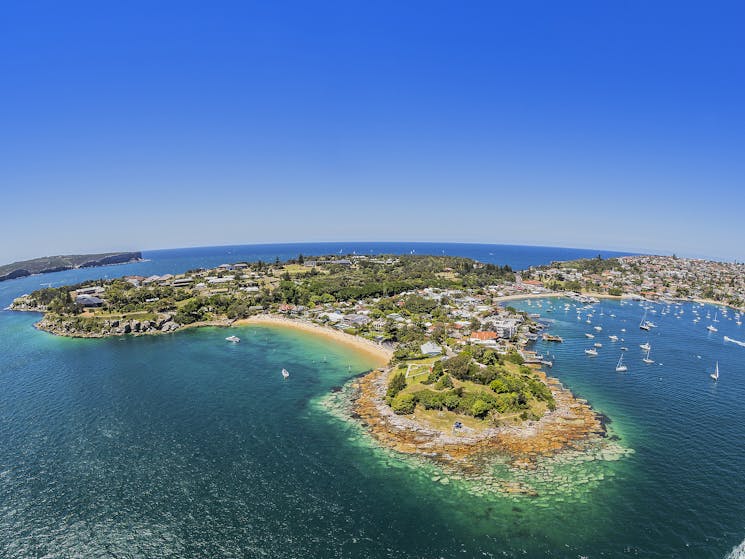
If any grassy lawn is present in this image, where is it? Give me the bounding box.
[388,357,551,431]
[281,264,309,275]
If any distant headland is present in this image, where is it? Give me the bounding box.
[0,252,143,282]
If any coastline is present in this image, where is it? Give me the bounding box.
[348,367,607,479]
[495,291,623,304]
[235,315,392,366]
[28,311,393,366]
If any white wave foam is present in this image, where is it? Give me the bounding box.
[726,537,745,559]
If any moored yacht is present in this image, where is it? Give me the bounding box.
[615,353,628,372]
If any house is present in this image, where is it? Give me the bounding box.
[420,342,443,356]
[75,286,106,297]
[75,295,104,307]
[470,331,498,341]
[341,314,370,327]
[494,318,521,339]
[171,277,194,288]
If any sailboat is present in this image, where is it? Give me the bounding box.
[710,361,719,381]
[706,323,718,332]
[642,347,654,364]
[281,368,290,379]
[639,309,651,331]
[615,353,628,372]
[640,341,651,351]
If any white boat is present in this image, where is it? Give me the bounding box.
[640,342,651,351]
[724,335,745,348]
[710,361,719,381]
[615,354,628,372]
[594,342,603,348]
[584,348,598,357]
[585,333,595,339]
[281,368,290,379]
[594,326,602,332]
[713,312,719,323]
[707,324,718,332]
[642,348,654,364]
[225,335,240,343]
[620,346,629,351]
[609,335,619,342]
[639,310,650,330]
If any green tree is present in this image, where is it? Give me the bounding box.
[391,393,416,414]
[386,371,407,400]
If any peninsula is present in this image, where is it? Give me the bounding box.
[11,253,610,478]
[0,251,143,282]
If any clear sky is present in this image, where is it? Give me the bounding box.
[1,1,743,263]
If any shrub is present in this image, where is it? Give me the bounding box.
[505,351,524,365]
[414,390,444,410]
[391,393,416,414]
[386,371,407,400]
[442,392,461,410]
[470,399,493,418]
[435,374,453,389]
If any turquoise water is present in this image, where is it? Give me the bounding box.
[1,245,744,557]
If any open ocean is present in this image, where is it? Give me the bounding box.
[2,243,744,558]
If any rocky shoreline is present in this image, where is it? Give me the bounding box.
[34,313,186,338]
[350,367,608,475]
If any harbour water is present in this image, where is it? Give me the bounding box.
[1,243,744,557]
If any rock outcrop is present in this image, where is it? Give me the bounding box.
[352,368,606,473]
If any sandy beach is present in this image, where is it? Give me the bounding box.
[235,315,393,366]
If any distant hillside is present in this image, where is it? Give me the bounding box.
[0,252,143,282]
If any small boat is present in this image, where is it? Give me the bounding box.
[640,342,651,351]
[642,348,654,364]
[710,361,719,381]
[585,333,595,339]
[594,326,603,332]
[225,335,240,343]
[706,324,718,332]
[639,310,650,331]
[584,348,598,357]
[281,368,290,379]
[542,334,563,342]
[594,342,603,348]
[620,346,629,351]
[609,335,619,342]
[615,354,628,372]
[724,335,745,348]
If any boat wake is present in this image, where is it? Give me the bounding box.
[726,537,745,559]
[724,336,745,348]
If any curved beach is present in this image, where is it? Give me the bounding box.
[235,315,392,367]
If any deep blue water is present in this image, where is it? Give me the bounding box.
[2,243,745,558]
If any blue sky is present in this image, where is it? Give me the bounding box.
[1,1,743,263]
